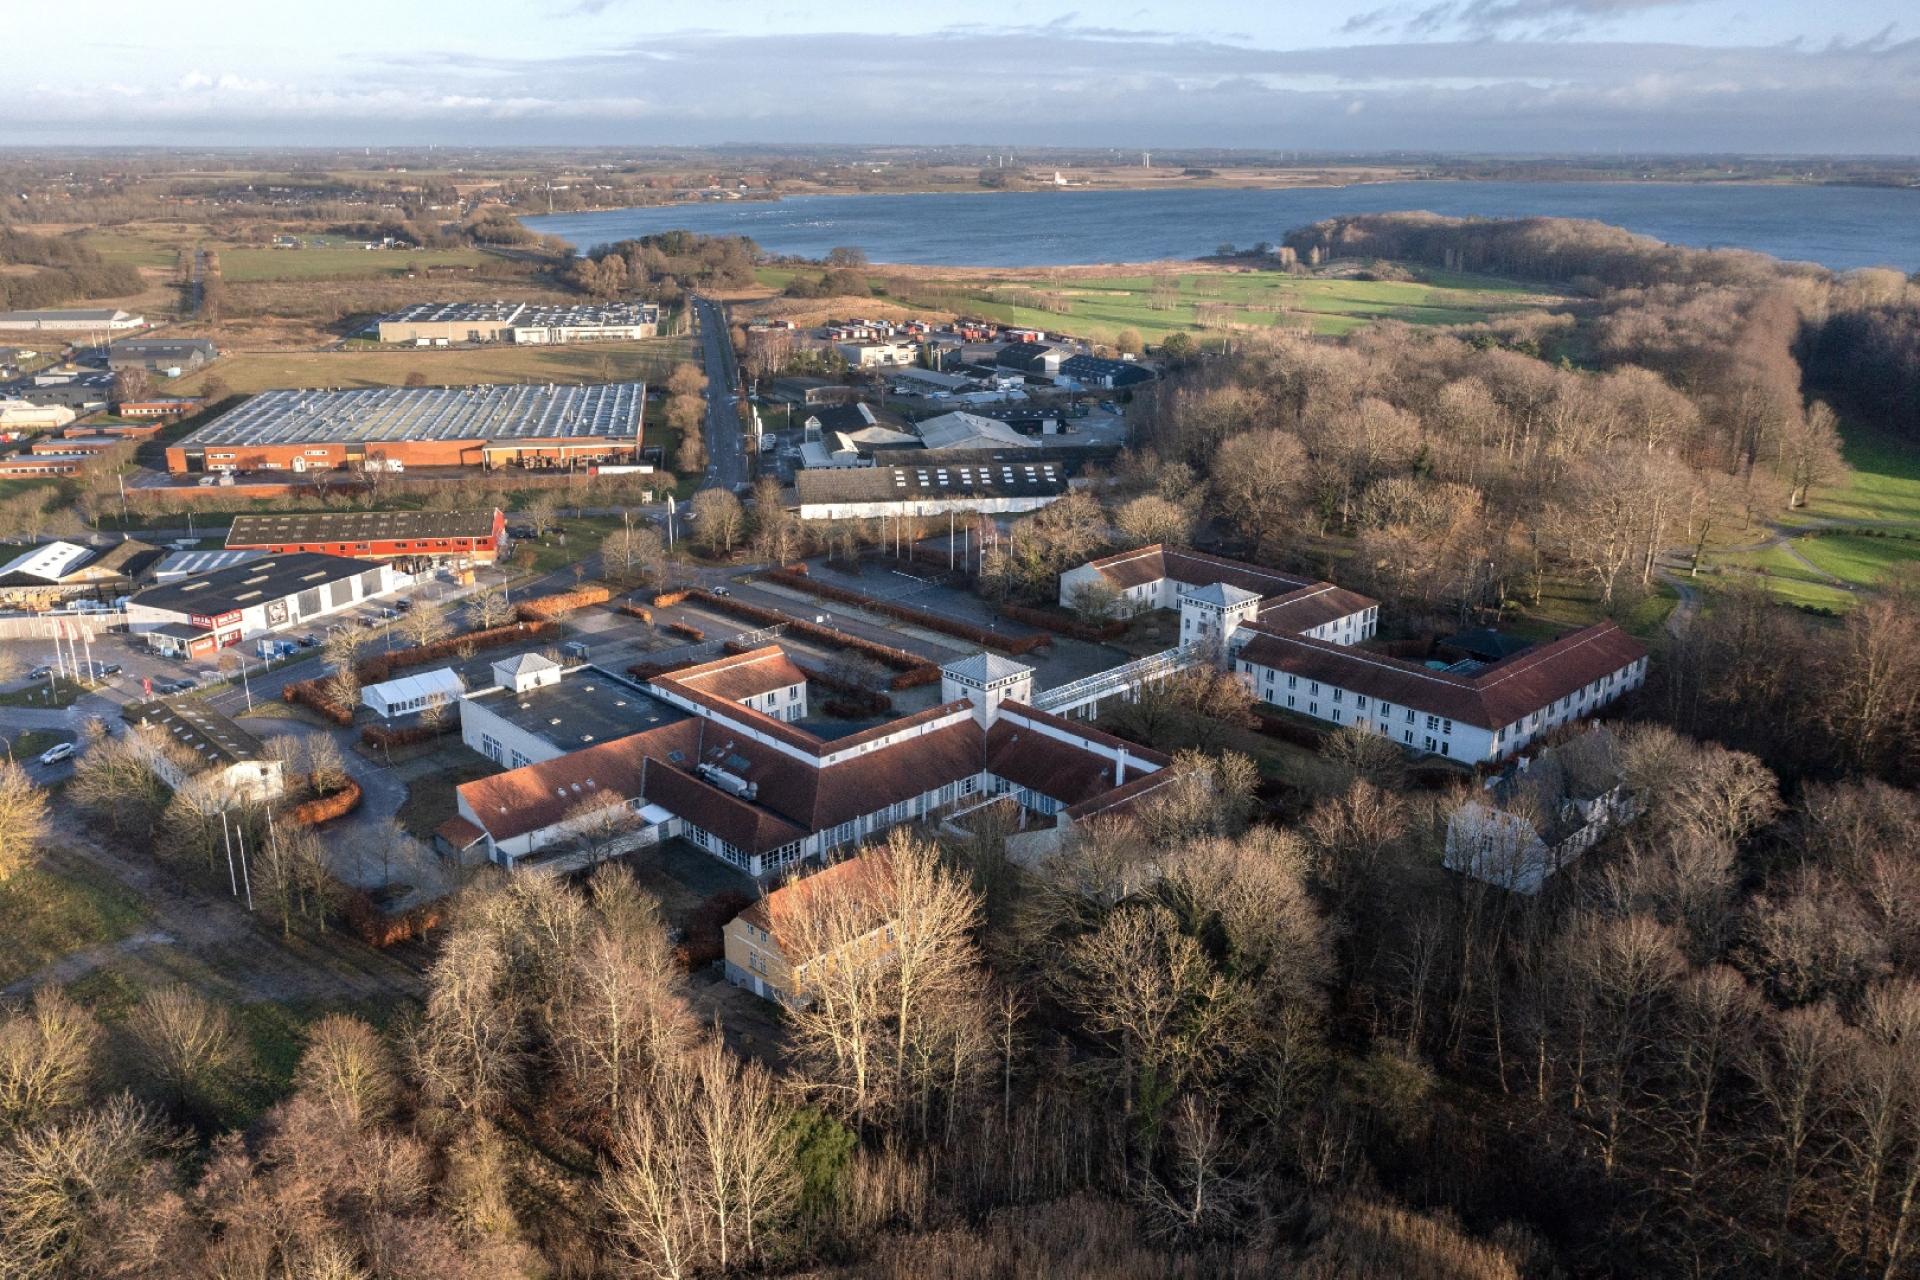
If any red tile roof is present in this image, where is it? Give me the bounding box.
[641,760,810,854]
[436,815,486,849]
[657,645,809,704]
[1083,544,1315,599]
[457,720,701,842]
[740,851,891,950]
[996,702,1172,769]
[986,719,1157,807]
[1065,767,1189,821]
[1254,583,1378,634]
[1236,622,1647,730]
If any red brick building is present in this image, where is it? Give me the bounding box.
[224,508,506,569]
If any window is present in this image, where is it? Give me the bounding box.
[1356,694,1367,710]
[1404,730,1413,744]
[1310,682,1320,695]
[1332,689,1343,703]
[1332,710,1342,724]
[510,751,530,769]
[1287,675,1298,689]
[1426,714,1440,731]
[1423,736,1437,752]
[1287,695,1296,708]
[1406,709,1415,724]
[480,734,502,763]
[1309,702,1318,716]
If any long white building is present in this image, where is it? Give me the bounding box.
[1063,543,1647,763]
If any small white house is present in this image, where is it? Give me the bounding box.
[363,667,465,719]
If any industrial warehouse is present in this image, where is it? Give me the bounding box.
[374,301,661,345]
[125,551,401,656]
[225,508,506,568]
[163,382,646,474]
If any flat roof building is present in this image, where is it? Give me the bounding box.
[793,460,1070,520]
[164,382,645,475]
[0,309,144,332]
[376,301,661,345]
[126,552,400,657]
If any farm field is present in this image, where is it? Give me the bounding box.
[218,245,495,281]
[758,265,1561,341]
[169,333,697,395]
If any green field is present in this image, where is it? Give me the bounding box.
[1794,533,1920,587]
[218,245,494,282]
[1801,422,1920,526]
[772,266,1560,342]
[0,848,150,986]
[172,333,697,395]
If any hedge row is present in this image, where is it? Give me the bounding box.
[685,589,942,686]
[343,889,445,949]
[356,620,557,684]
[999,601,1127,642]
[618,604,655,624]
[515,585,610,623]
[283,679,354,726]
[761,570,1051,656]
[652,589,691,607]
[361,719,457,750]
[286,778,363,826]
[666,622,706,642]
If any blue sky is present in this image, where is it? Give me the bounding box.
[12,0,1917,152]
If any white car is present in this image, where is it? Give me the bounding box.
[37,742,75,765]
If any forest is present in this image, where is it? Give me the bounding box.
[0,229,145,310]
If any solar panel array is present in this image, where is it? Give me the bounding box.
[179,382,647,447]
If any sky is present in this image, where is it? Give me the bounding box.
[10,0,1918,153]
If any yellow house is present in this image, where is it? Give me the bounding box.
[724,853,894,1005]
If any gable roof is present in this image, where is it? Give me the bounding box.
[1254,583,1379,634]
[1237,622,1648,730]
[739,851,891,947]
[1080,544,1316,599]
[660,646,809,705]
[457,719,701,843]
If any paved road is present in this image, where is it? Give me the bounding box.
[690,295,750,493]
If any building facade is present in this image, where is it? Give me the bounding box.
[126,552,401,657]
[225,509,506,569]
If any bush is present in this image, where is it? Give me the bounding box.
[285,778,363,825]
[999,601,1125,641]
[283,679,354,725]
[360,719,456,750]
[674,888,756,970]
[617,604,654,624]
[666,622,705,641]
[652,590,690,607]
[514,585,610,623]
[343,888,445,949]
[356,620,557,684]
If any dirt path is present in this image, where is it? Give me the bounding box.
[6,815,427,1008]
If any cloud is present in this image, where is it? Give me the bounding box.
[1344,0,1706,39]
[13,24,1920,153]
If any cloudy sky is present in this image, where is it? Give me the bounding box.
[12,0,1917,152]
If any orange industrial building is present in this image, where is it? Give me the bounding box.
[164,382,646,475]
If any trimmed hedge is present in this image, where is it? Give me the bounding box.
[666,622,705,641]
[1000,601,1127,641]
[283,679,354,726]
[761,569,1051,656]
[617,604,655,624]
[652,589,691,607]
[286,777,363,826]
[889,665,941,690]
[356,620,557,684]
[515,585,610,623]
[361,719,457,750]
[344,889,445,949]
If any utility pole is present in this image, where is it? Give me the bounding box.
[220,811,239,897]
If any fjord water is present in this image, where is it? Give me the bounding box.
[525,181,1920,272]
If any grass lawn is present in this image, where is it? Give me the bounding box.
[396,762,496,842]
[2,727,72,761]
[218,246,493,282]
[0,847,150,987]
[843,266,1560,342]
[1802,421,1920,526]
[0,675,93,708]
[169,334,697,396]
[1792,532,1920,587]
